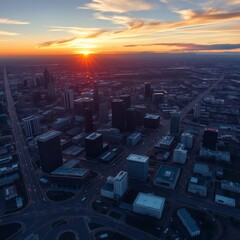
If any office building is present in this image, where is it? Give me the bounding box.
[97,128,123,143]
[101,171,128,199]
[22,115,41,137]
[74,97,94,117]
[152,93,164,104]
[144,114,160,129]
[134,105,146,126]
[193,163,212,177]
[85,132,103,158]
[215,194,235,207]
[126,108,136,132]
[180,132,193,149]
[111,99,126,132]
[99,102,109,123]
[221,180,240,193]
[43,68,50,89]
[173,143,187,164]
[177,208,200,237]
[63,90,74,110]
[93,84,99,113]
[144,82,152,99]
[84,108,93,133]
[120,94,131,109]
[155,134,174,149]
[126,154,149,181]
[133,192,165,219]
[127,132,141,146]
[199,148,230,163]
[194,103,201,119]
[37,130,63,174]
[153,165,180,189]
[170,111,181,135]
[202,128,218,150]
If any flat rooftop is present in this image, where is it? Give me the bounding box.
[37,130,61,142]
[101,182,114,192]
[86,132,102,140]
[155,165,180,183]
[127,154,149,163]
[114,171,127,181]
[134,192,165,210]
[144,114,160,120]
[160,135,174,145]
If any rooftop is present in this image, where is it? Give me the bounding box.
[144,114,160,120]
[86,132,102,140]
[155,165,180,183]
[160,135,174,145]
[37,130,61,142]
[127,154,149,163]
[134,192,165,210]
[114,171,127,181]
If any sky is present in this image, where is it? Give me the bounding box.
[1,0,240,56]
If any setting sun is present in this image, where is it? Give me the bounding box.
[81,50,91,56]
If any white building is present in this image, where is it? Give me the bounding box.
[133,192,165,219]
[22,115,41,137]
[215,194,235,207]
[63,90,74,110]
[181,132,193,149]
[101,171,128,199]
[173,143,187,164]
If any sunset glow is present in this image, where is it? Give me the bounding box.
[1,0,240,56]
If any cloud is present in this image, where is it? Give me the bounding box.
[78,0,153,13]
[0,18,30,25]
[37,37,77,48]
[0,30,19,36]
[124,42,240,51]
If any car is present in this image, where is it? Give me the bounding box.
[81,197,86,202]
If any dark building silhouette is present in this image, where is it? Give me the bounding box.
[120,94,131,109]
[144,114,160,129]
[85,133,103,158]
[93,84,99,114]
[134,105,146,126]
[74,98,94,116]
[144,82,152,99]
[170,111,181,135]
[112,99,126,132]
[37,130,63,173]
[126,108,136,132]
[202,128,218,150]
[43,68,51,89]
[84,108,93,133]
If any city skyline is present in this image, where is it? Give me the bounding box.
[1,0,240,56]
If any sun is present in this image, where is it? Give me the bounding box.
[81,50,91,56]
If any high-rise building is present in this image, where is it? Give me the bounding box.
[126,108,136,132]
[173,143,187,164]
[99,102,109,123]
[194,103,201,119]
[113,171,128,198]
[144,82,152,99]
[202,128,218,150]
[43,68,50,89]
[74,98,94,117]
[111,99,126,132]
[144,114,160,129]
[37,130,63,173]
[181,132,193,149]
[23,115,41,137]
[85,133,103,158]
[84,108,93,133]
[120,94,131,109]
[126,154,149,181]
[170,111,181,135]
[134,105,146,126]
[93,84,99,113]
[63,90,74,110]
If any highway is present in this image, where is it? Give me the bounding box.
[2,67,240,240]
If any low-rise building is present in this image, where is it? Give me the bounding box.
[215,194,235,207]
[199,148,230,163]
[193,163,212,177]
[155,134,174,149]
[153,165,180,190]
[127,132,141,146]
[180,132,193,149]
[177,208,200,237]
[221,180,240,193]
[133,192,165,219]
[173,143,187,164]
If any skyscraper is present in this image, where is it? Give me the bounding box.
[99,102,109,123]
[202,128,218,150]
[126,108,136,132]
[194,103,201,119]
[84,108,93,133]
[43,68,50,89]
[37,130,63,173]
[170,111,181,135]
[63,90,74,110]
[85,133,103,158]
[120,94,131,109]
[111,99,126,132]
[93,84,99,114]
[22,115,41,137]
[144,82,152,99]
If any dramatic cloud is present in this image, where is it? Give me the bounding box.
[0,18,30,25]
[37,37,77,48]
[0,30,19,36]
[124,42,240,51]
[78,0,153,13]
